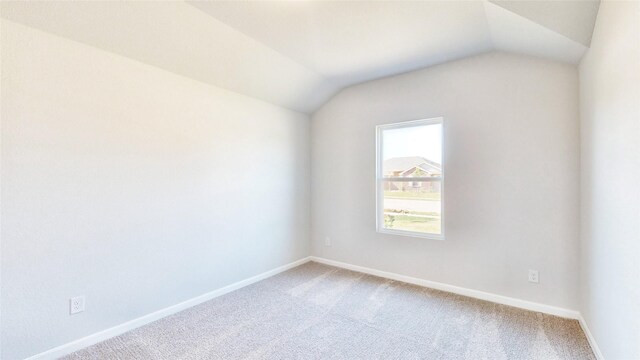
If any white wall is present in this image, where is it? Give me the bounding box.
[311,52,580,310]
[0,20,310,359]
[579,1,640,359]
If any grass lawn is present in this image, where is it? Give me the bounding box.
[384,190,441,201]
[383,214,441,234]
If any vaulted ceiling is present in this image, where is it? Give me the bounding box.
[1,1,599,114]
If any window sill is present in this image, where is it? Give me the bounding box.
[377,228,445,241]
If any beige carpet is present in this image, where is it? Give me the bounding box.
[64,262,595,359]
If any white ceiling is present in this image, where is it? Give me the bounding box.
[1,1,599,114]
[189,1,494,87]
[488,0,600,46]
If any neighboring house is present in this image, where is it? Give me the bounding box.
[383,156,441,192]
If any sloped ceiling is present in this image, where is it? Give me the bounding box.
[189,1,494,87]
[0,1,599,114]
[488,0,600,46]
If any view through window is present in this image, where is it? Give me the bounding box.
[376,118,443,239]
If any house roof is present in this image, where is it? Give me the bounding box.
[417,162,443,174]
[384,157,441,174]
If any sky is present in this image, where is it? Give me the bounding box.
[383,123,442,164]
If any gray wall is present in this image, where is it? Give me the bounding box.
[311,52,580,310]
[579,1,640,359]
[0,20,310,359]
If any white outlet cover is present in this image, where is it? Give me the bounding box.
[325,237,331,246]
[70,296,85,314]
[528,270,539,283]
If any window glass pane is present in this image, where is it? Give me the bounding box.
[382,123,442,178]
[382,180,442,235]
[378,119,443,237]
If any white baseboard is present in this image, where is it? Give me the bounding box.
[578,315,605,360]
[26,256,312,360]
[312,256,605,358]
[310,256,581,319]
[27,256,602,360]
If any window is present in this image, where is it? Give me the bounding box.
[376,118,444,240]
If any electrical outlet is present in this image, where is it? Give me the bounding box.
[325,237,331,246]
[70,296,85,315]
[528,270,539,283]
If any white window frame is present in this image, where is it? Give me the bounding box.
[375,117,445,240]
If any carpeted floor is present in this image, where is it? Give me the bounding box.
[64,262,595,359]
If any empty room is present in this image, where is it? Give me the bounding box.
[1,0,638,359]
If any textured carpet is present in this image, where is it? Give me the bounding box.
[64,262,595,359]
